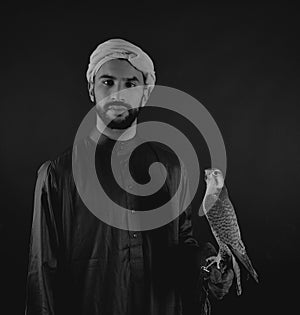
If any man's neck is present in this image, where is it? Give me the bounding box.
[96,114,137,141]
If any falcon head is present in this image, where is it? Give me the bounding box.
[205,168,224,193]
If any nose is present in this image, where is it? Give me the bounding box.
[111,93,125,102]
[110,83,125,102]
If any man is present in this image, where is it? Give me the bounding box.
[25,39,233,315]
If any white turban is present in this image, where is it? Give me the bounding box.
[86,38,156,101]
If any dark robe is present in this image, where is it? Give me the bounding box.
[25,130,211,315]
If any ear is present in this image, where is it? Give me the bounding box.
[88,82,95,102]
[141,86,150,107]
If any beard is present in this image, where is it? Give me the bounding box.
[96,101,141,130]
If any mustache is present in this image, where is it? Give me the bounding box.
[104,101,132,111]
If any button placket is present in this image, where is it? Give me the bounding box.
[129,231,140,240]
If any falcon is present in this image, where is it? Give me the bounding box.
[200,168,259,295]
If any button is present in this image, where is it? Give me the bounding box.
[133,233,137,238]
[131,210,135,214]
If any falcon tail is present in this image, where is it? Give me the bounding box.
[231,247,259,283]
[232,255,242,295]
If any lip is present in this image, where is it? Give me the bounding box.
[108,105,128,111]
[106,101,129,109]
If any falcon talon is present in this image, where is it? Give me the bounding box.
[200,266,210,273]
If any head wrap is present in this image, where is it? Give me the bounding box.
[86,38,156,101]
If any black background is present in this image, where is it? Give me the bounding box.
[0,2,299,314]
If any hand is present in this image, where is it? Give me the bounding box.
[198,243,234,299]
[206,265,234,300]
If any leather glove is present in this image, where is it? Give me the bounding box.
[199,242,234,300]
[206,264,234,300]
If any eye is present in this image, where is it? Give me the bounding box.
[125,82,136,88]
[212,170,219,176]
[102,79,114,87]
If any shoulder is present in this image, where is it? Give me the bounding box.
[144,141,190,190]
[36,141,80,182]
[37,160,52,175]
[146,140,181,169]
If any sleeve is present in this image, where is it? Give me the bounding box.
[178,160,198,246]
[177,161,213,315]
[25,161,60,315]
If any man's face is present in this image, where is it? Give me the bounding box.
[92,59,146,130]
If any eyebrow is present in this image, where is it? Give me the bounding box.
[98,75,141,82]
